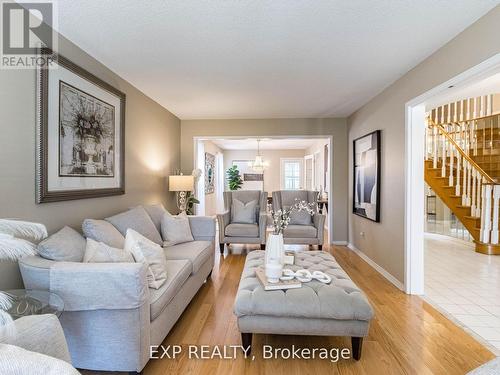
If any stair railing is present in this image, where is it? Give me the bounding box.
[426,117,500,245]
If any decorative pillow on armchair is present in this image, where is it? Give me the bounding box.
[231,199,258,224]
[289,209,313,225]
[161,211,194,246]
[125,229,167,289]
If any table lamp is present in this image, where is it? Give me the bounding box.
[169,174,195,213]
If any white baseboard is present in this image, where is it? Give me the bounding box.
[332,241,348,246]
[347,243,404,291]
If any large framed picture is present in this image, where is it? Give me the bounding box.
[353,130,380,222]
[36,48,125,203]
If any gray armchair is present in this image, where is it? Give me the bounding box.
[217,190,268,254]
[272,190,326,249]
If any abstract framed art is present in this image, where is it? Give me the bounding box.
[353,130,381,222]
[36,48,125,203]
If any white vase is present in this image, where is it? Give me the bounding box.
[265,233,285,266]
[265,263,283,283]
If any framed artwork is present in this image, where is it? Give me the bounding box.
[353,130,381,222]
[36,48,125,203]
[205,152,215,194]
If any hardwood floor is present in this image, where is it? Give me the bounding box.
[86,244,495,375]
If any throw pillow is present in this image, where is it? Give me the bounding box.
[83,238,134,263]
[143,204,168,233]
[124,229,168,289]
[289,208,313,225]
[231,199,257,224]
[82,219,125,248]
[161,211,194,246]
[106,206,163,245]
[37,226,86,262]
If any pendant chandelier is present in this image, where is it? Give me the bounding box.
[249,139,269,172]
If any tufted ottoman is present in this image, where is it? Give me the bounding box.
[233,250,374,360]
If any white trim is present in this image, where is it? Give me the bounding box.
[347,243,404,291]
[332,241,348,246]
[304,154,314,190]
[193,134,334,244]
[404,53,500,295]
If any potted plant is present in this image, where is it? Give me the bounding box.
[226,165,243,191]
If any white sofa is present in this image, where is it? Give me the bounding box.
[19,206,216,373]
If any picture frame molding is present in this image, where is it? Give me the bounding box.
[36,48,126,203]
[352,129,381,222]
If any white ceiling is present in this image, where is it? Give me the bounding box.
[53,0,499,119]
[209,138,326,150]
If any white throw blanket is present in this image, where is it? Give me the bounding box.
[0,344,80,375]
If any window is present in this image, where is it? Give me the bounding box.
[281,159,303,190]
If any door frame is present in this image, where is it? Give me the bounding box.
[404,53,500,294]
[304,154,314,190]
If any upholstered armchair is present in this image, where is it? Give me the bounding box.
[272,190,325,249]
[217,190,268,253]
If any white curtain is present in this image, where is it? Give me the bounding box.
[215,152,225,213]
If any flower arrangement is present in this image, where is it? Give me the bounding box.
[268,199,317,235]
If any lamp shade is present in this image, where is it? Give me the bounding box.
[169,175,194,192]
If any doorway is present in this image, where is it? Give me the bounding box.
[193,136,334,244]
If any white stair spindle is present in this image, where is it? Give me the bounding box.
[456,153,461,196]
[491,185,500,245]
[462,159,468,206]
[471,169,477,215]
[466,162,471,206]
[476,177,482,217]
[449,141,454,186]
[441,131,446,177]
[433,126,438,168]
[480,184,492,243]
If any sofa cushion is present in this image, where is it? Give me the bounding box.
[106,206,163,245]
[125,229,167,289]
[225,223,258,238]
[164,240,213,274]
[161,211,194,246]
[83,238,134,263]
[37,226,86,262]
[149,259,191,320]
[82,219,125,248]
[231,199,258,224]
[283,224,317,238]
[143,204,168,233]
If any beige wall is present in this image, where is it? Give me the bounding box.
[347,6,500,284]
[0,33,180,288]
[203,140,222,216]
[223,149,307,193]
[180,118,348,242]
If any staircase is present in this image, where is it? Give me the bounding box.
[425,94,500,255]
